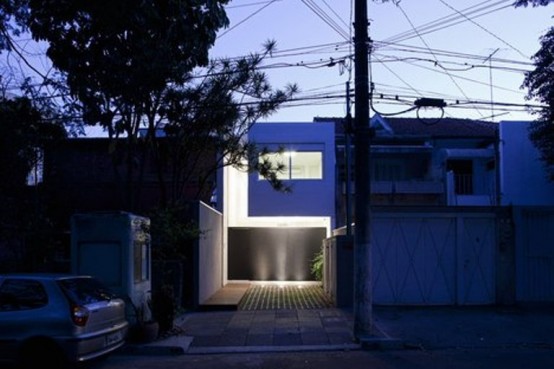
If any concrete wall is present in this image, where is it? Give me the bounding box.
[323,235,353,308]
[513,206,554,302]
[197,202,224,305]
[499,121,554,206]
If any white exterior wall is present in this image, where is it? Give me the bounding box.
[500,121,554,206]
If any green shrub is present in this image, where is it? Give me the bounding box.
[310,248,324,281]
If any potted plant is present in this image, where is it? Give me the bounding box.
[126,295,159,343]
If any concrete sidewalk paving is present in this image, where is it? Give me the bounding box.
[118,304,554,356]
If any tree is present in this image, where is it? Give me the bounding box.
[16,0,296,211]
[515,0,554,180]
[514,0,554,6]
[0,0,29,52]
[522,27,554,180]
[0,96,67,271]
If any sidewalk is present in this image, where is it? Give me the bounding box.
[119,304,554,355]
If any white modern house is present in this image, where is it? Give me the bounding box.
[222,121,336,281]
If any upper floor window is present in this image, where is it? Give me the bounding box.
[259,151,323,180]
[373,159,405,181]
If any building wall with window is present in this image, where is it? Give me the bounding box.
[223,121,335,281]
[247,122,336,226]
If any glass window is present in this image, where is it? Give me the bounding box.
[291,152,322,179]
[59,277,117,305]
[259,151,323,180]
[0,279,48,310]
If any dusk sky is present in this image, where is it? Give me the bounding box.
[2,1,552,128]
[211,0,553,123]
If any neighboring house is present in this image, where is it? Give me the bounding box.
[315,114,499,229]
[223,121,336,281]
[42,137,216,216]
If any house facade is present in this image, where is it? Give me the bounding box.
[222,121,336,281]
[315,114,499,230]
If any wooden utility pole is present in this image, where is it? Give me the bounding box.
[345,81,352,236]
[353,0,372,338]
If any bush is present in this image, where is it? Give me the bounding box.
[311,248,324,281]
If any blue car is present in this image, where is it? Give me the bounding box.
[0,273,129,369]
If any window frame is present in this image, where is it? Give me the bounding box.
[258,150,323,180]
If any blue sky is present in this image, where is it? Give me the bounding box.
[1,1,551,128]
[210,0,553,123]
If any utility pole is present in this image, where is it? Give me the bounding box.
[353,0,372,338]
[345,81,352,236]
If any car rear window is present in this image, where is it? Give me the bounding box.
[0,279,48,311]
[58,277,117,305]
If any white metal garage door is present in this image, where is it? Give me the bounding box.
[372,213,496,305]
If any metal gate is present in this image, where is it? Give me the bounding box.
[371,211,496,305]
[514,207,554,302]
[324,208,497,305]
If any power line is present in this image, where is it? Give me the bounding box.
[226,0,283,9]
[437,0,528,59]
[384,0,514,45]
[395,3,486,118]
[217,0,280,39]
[301,0,350,41]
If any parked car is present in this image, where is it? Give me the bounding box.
[0,273,129,368]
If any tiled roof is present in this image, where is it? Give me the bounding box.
[314,115,497,138]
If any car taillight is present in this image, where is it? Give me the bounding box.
[71,305,90,327]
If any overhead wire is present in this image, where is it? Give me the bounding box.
[374,41,535,66]
[217,0,280,39]
[1,0,543,122]
[225,0,284,9]
[437,0,528,59]
[300,0,350,41]
[395,2,486,118]
[383,0,514,45]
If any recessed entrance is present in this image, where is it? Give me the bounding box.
[228,227,326,281]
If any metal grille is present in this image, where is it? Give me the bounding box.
[238,283,334,310]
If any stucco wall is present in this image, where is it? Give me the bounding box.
[246,122,336,227]
[198,202,224,304]
[500,121,554,206]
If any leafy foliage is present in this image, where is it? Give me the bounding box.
[522,26,554,180]
[0,0,29,52]
[0,96,67,270]
[4,1,297,212]
[0,96,66,191]
[514,0,554,6]
[310,248,324,281]
[25,0,230,135]
[514,0,554,181]
[148,206,201,261]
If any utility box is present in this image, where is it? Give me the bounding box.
[71,212,152,323]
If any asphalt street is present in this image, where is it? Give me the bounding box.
[91,347,554,369]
